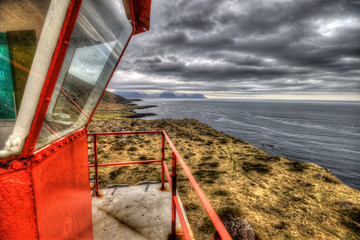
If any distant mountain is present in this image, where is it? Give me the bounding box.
[177,93,207,99]
[158,92,177,98]
[111,91,207,99]
[159,92,207,99]
[113,91,148,99]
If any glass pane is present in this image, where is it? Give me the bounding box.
[0,32,16,120]
[0,0,55,157]
[36,0,133,149]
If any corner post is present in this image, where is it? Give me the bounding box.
[171,151,177,238]
[94,134,99,196]
[161,132,165,189]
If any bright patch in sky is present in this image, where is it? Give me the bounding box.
[317,17,360,37]
[110,0,360,101]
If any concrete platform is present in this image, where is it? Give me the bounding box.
[92,183,194,240]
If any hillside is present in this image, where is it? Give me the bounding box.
[92,90,155,120]
[101,90,130,104]
[88,100,360,240]
[60,74,129,106]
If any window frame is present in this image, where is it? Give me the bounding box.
[1,0,136,160]
[0,0,73,160]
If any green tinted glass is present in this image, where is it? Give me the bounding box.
[0,32,16,119]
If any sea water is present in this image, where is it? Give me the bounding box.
[136,99,360,190]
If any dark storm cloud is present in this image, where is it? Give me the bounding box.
[110,0,360,97]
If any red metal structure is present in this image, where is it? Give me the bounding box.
[88,131,232,239]
[0,0,231,239]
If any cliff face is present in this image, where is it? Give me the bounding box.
[88,99,360,240]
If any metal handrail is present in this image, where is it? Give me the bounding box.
[162,131,232,240]
[88,131,232,240]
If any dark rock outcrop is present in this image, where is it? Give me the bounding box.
[214,218,256,240]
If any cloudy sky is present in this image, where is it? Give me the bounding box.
[109,0,360,100]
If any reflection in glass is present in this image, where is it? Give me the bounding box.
[36,0,133,149]
[0,32,16,120]
[0,0,55,157]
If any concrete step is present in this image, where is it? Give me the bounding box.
[92,183,194,240]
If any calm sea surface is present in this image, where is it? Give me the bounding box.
[136,99,360,190]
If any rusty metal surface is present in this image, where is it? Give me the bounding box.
[131,0,152,35]
[32,134,93,239]
[0,158,29,175]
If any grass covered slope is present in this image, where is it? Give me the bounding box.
[88,97,360,240]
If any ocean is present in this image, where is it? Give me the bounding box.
[135,99,360,190]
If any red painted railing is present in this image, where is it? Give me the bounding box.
[88,131,232,240]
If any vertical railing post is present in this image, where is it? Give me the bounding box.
[171,152,177,239]
[161,132,165,189]
[94,134,99,196]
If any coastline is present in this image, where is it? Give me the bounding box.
[89,97,360,240]
[127,104,157,118]
[133,98,360,190]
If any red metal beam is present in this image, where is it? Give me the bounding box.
[162,154,192,240]
[173,195,192,240]
[22,0,83,157]
[86,0,137,127]
[87,131,162,136]
[162,131,232,240]
[161,133,165,189]
[163,161,171,188]
[59,88,89,118]
[131,0,152,35]
[94,135,99,196]
[89,159,161,168]
[43,122,60,138]
[171,152,177,238]
[88,130,232,239]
